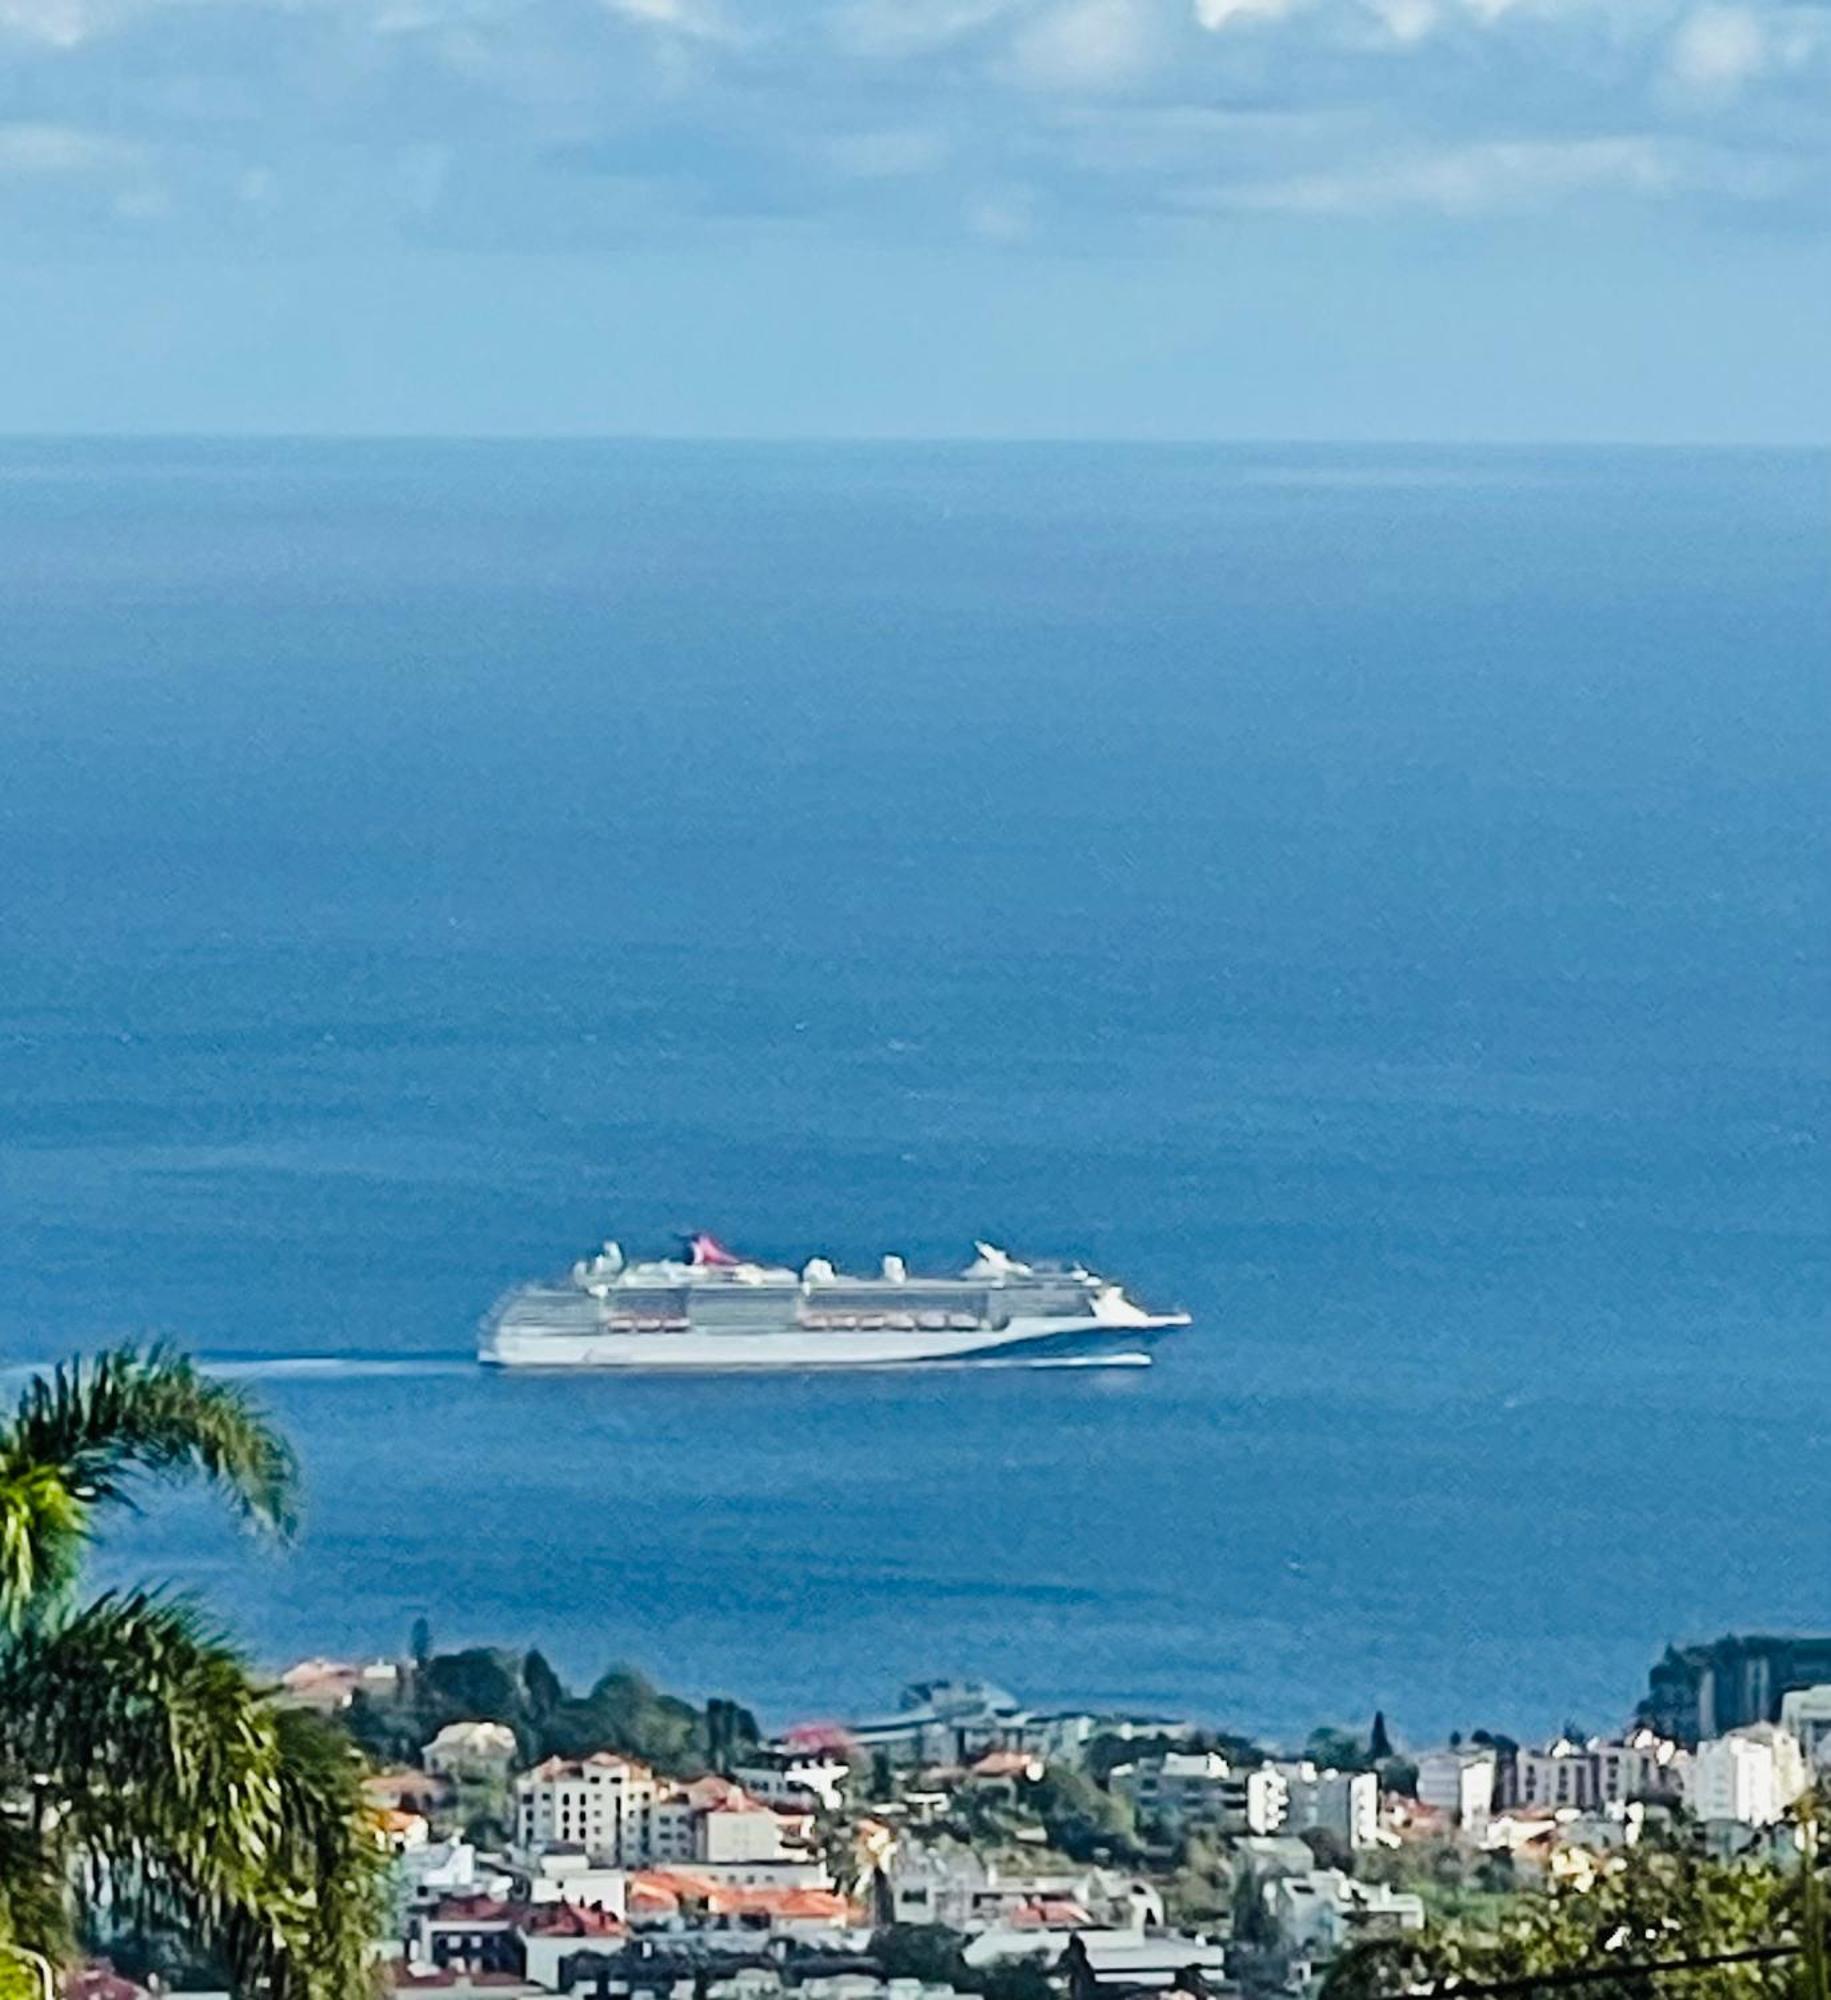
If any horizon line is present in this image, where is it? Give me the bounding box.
[0,431,1825,452]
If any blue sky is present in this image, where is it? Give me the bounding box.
[2,0,1827,437]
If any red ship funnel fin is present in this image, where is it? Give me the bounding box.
[690,1233,742,1267]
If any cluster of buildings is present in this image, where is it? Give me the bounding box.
[1108,1754,1378,1850]
[1409,1710,1827,1868]
[85,1656,1783,2000]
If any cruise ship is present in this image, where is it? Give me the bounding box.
[479,1234,1190,1372]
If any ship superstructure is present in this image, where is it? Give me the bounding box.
[479,1234,1189,1371]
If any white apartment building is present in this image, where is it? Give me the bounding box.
[1508,1730,1687,1811]
[1416,1748,1497,1829]
[1265,1870,1425,1957]
[734,1756,851,1812]
[887,1843,1160,1934]
[1278,1764,1380,1849]
[515,1752,662,1863]
[1513,1739,1596,1811]
[1780,1688,1831,1771]
[1593,1728,1689,1804]
[700,1798,796,1863]
[515,1757,808,1872]
[1686,1726,1809,1828]
[1111,1751,1289,1834]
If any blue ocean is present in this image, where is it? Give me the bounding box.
[1,440,1825,1746]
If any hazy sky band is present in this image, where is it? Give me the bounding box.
[1,0,1826,437]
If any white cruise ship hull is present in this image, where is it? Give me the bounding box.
[480,1311,1189,1372]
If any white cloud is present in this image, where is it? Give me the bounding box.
[1667,5,1767,89]
[830,0,1019,61]
[1197,135,1681,214]
[0,122,135,173]
[600,0,733,42]
[0,0,97,46]
[1367,0,1439,43]
[1011,0,1161,88]
[1194,0,1306,29]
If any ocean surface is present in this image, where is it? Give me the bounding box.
[1,439,1826,1747]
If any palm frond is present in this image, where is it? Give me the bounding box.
[0,1814,73,1971]
[0,1592,381,1998]
[0,1466,88,1632]
[0,1345,298,1548]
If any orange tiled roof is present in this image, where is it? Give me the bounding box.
[970,1752,1038,1779]
[523,1904,626,1938]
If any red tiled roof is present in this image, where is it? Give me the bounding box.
[523,1904,626,1938]
[429,1897,526,1924]
[777,1890,853,1920]
[623,1870,852,1925]
[66,1968,147,2000]
[1011,1899,1092,1929]
[971,1752,1038,1779]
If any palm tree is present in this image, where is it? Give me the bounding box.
[0,1345,384,1996]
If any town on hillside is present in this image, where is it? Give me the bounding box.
[74,1632,1823,2000]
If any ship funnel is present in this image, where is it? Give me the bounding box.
[882,1254,907,1283]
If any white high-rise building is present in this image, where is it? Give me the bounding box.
[1686,1726,1808,1827]
[1111,1751,1288,1834]
[514,1753,662,1863]
[1780,1689,1831,1772]
[1278,1764,1380,1849]
[1416,1748,1497,1829]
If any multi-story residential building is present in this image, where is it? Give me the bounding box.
[515,1753,663,1863]
[843,1683,1185,1771]
[515,1758,813,1874]
[1501,1729,1686,1812]
[1264,1871,1425,1958]
[1415,1748,1496,1829]
[734,1755,851,1812]
[1593,1728,1689,1804]
[1512,1739,1596,1811]
[1110,1751,1288,1834]
[886,1842,1160,1935]
[1686,1726,1809,1828]
[1780,1688,1831,1771]
[1278,1764,1379,1849]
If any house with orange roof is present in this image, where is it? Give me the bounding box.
[378,1807,432,1853]
[277,1656,402,1713]
[366,1769,457,1820]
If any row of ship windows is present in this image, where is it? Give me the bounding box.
[594,1313,994,1334]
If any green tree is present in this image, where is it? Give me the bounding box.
[1166,1830,1234,1927]
[415,1647,526,1731]
[523,1648,565,1721]
[979,1960,1056,2000]
[872,1924,972,1987]
[0,1345,383,1997]
[1024,1764,1138,1862]
[1307,1728,1374,1773]
[1324,1844,1808,2000]
[1369,1711,1393,1762]
[1300,1826,1355,1874]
